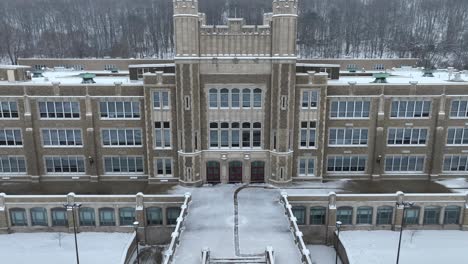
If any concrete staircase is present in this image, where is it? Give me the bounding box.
[208,256,267,264]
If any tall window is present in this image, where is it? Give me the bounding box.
[155,158,172,177]
[330,100,370,119]
[329,128,368,146]
[209,122,261,149]
[327,156,367,173]
[446,127,468,145]
[102,129,142,147]
[300,121,316,148]
[0,101,19,119]
[153,91,170,109]
[79,207,96,226]
[242,88,251,108]
[423,206,440,225]
[42,129,82,147]
[208,88,262,109]
[51,208,68,226]
[443,155,468,172]
[444,206,461,224]
[209,89,218,108]
[253,88,262,108]
[302,90,319,109]
[220,89,229,108]
[403,207,420,225]
[450,100,468,118]
[146,207,163,225]
[0,156,26,174]
[373,64,385,70]
[30,207,48,226]
[99,208,116,226]
[99,101,140,119]
[298,158,315,177]
[310,207,326,225]
[390,100,431,118]
[292,206,306,225]
[119,208,135,226]
[376,206,393,225]
[10,208,27,226]
[384,155,425,172]
[39,101,80,119]
[45,156,85,174]
[0,129,22,146]
[232,89,240,108]
[387,128,428,145]
[337,207,353,225]
[356,206,373,224]
[167,207,181,225]
[154,122,171,148]
[104,156,144,174]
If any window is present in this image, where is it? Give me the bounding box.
[0,156,26,174]
[208,88,262,109]
[384,155,425,172]
[444,206,461,224]
[299,122,316,148]
[356,206,373,224]
[443,155,468,172]
[253,89,262,108]
[146,207,163,225]
[38,101,80,119]
[42,129,82,147]
[387,128,428,145]
[209,89,218,108]
[155,122,171,148]
[167,207,181,225]
[232,89,240,108]
[0,101,19,119]
[390,100,431,118]
[220,88,229,108]
[45,156,85,174]
[209,122,261,149]
[403,207,420,225]
[210,123,219,147]
[104,156,144,174]
[79,207,95,226]
[376,206,393,225]
[337,207,353,225]
[447,128,468,145]
[373,64,385,70]
[450,100,468,118]
[155,158,172,177]
[0,129,22,146]
[330,100,370,119]
[102,129,142,147]
[99,208,115,226]
[51,208,68,226]
[423,206,441,225]
[298,158,315,177]
[292,206,306,225]
[301,90,319,109]
[99,101,140,119]
[310,207,326,225]
[327,156,367,173]
[104,64,117,71]
[242,89,251,108]
[119,208,135,226]
[153,91,170,109]
[30,207,48,226]
[329,128,368,146]
[10,208,27,226]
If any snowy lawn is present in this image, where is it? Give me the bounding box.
[340,230,468,264]
[0,232,133,264]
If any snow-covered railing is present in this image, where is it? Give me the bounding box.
[265,246,275,264]
[120,232,137,264]
[281,192,313,264]
[201,248,210,264]
[161,192,192,264]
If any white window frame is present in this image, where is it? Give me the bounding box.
[450,99,468,119]
[446,127,468,146]
[0,128,23,147]
[41,128,82,148]
[38,101,81,120]
[327,155,367,173]
[329,100,371,119]
[153,90,170,110]
[301,90,319,110]
[154,122,171,149]
[207,87,262,110]
[0,101,19,119]
[443,155,468,172]
[390,99,432,119]
[103,156,144,175]
[328,127,368,147]
[154,158,173,177]
[299,121,316,149]
[209,121,262,149]
[384,155,425,173]
[99,101,141,120]
[298,158,316,177]
[0,156,27,174]
[387,127,428,146]
[44,156,86,175]
[101,128,143,147]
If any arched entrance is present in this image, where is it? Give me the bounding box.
[206,161,221,184]
[251,161,265,183]
[229,161,243,183]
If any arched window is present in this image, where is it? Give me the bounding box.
[376,206,393,225]
[220,88,229,108]
[10,208,27,226]
[79,207,95,226]
[231,123,240,148]
[99,208,115,226]
[253,88,262,108]
[403,207,420,225]
[292,206,306,225]
[209,123,219,148]
[146,207,163,225]
[167,207,181,225]
[221,122,229,147]
[242,89,251,108]
[444,206,461,224]
[242,122,251,147]
[310,206,326,225]
[119,207,135,226]
[51,208,68,226]
[423,206,441,225]
[337,207,353,225]
[30,207,48,226]
[209,89,218,108]
[356,206,373,224]
[231,89,240,108]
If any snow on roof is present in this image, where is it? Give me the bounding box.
[0,65,31,70]
[128,63,175,68]
[297,63,341,68]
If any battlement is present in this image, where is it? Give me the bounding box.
[173,0,198,15]
[200,18,271,35]
[272,0,298,15]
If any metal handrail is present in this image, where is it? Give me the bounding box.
[265,246,275,264]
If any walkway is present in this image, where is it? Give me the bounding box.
[172,184,302,263]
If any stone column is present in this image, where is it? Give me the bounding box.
[135,192,145,243]
[221,155,228,184]
[463,193,468,231]
[243,154,251,183]
[326,192,337,245]
[0,193,8,233]
[393,191,404,231]
[66,192,77,233]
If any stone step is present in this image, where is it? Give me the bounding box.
[209,257,267,264]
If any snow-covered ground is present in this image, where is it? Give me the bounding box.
[436,178,468,193]
[340,230,468,264]
[307,245,342,264]
[0,232,133,264]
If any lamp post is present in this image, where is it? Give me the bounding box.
[335,221,342,264]
[396,201,414,264]
[133,221,140,264]
[63,203,82,264]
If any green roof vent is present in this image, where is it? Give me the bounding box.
[422,69,435,77]
[80,73,96,84]
[110,68,119,73]
[32,70,44,78]
[372,72,390,83]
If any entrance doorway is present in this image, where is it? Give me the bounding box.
[251,161,265,183]
[206,161,221,184]
[229,161,243,183]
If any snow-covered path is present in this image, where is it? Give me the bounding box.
[172,184,302,263]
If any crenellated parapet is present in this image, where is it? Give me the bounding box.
[173,0,198,15]
[272,0,298,15]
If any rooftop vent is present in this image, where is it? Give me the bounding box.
[32,70,44,78]
[110,68,119,73]
[422,69,434,77]
[80,73,96,84]
[371,72,390,83]
[452,72,465,82]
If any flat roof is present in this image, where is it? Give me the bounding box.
[128,63,175,68]
[0,65,31,70]
[297,63,341,68]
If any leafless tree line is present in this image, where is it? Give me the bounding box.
[0,0,467,69]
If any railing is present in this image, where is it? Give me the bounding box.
[265,246,275,264]
[201,248,210,264]
[281,192,313,264]
[120,232,137,264]
[162,192,192,264]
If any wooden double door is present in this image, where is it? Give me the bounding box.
[205,160,265,184]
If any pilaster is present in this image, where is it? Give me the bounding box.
[0,193,8,233]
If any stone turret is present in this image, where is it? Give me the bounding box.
[173,0,200,57]
[271,0,298,57]
[272,0,298,15]
[173,0,198,15]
